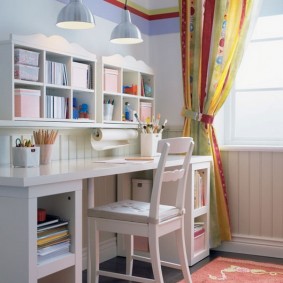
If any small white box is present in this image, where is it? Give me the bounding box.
[140,133,161,157]
[104,68,119,92]
[194,228,205,254]
[12,146,40,167]
[14,88,41,118]
[14,48,39,66]
[140,102,152,123]
[132,179,152,202]
[72,62,90,89]
[14,64,39,81]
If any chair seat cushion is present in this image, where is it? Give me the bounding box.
[88,200,181,224]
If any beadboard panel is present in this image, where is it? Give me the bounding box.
[0,128,140,164]
[221,150,283,242]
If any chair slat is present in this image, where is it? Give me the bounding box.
[162,169,184,182]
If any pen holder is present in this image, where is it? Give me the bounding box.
[12,146,40,167]
[37,144,53,165]
[140,133,161,157]
[103,104,114,121]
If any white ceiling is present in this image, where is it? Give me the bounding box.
[130,0,178,10]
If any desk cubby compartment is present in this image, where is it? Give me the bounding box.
[45,88,70,119]
[193,215,208,256]
[37,192,75,264]
[141,73,154,97]
[123,69,138,95]
[73,90,95,120]
[46,53,70,86]
[123,96,138,122]
[36,185,82,283]
[194,169,207,209]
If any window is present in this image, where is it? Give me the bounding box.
[224,13,283,145]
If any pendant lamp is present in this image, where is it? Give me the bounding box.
[110,0,143,44]
[56,0,95,29]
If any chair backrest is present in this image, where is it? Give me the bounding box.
[149,137,194,223]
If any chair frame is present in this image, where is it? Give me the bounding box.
[88,137,194,283]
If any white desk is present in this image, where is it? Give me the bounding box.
[0,156,211,283]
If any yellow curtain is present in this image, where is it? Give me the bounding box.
[179,0,254,247]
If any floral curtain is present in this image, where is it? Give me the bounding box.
[179,0,255,247]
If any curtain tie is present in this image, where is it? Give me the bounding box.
[183,109,214,124]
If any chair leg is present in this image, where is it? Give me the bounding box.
[148,225,164,283]
[175,220,192,283]
[88,218,100,283]
[125,234,133,275]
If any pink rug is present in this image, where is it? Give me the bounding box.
[178,257,283,282]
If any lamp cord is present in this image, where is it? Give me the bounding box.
[124,0,128,10]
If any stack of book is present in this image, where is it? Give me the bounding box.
[46,60,68,86]
[37,215,70,263]
[194,170,206,209]
[46,94,68,119]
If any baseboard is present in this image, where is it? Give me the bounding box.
[82,237,117,270]
[214,234,283,258]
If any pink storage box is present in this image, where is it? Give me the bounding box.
[194,228,205,254]
[14,88,41,118]
[104,68,119,92]
[14,48,39,66]
[14,64,39,81]
[72,62,90,89]
[140,102,152,122]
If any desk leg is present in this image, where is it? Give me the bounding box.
[87,178,95,283]
[0,194,37,283]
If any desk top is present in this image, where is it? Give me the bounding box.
[0,156,212,187]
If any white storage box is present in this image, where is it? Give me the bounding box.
[14,48,39,66]
[140,102,152,123]
[72,62,90,89]
[194,228,205,254]
[12,146,40,167]
[132,179,152,202]
[14,64,39,81]
[132,179,153,252]
[104,68,119,92]
[14,88,41,118]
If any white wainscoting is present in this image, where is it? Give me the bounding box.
[219,149,283,258]
[0,127,139,164]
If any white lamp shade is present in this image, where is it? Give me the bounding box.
[56,0,95,29]
[110,10,143,44]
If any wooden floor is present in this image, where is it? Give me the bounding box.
[83,250,283,282]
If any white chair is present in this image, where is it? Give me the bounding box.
[88,137,194,283]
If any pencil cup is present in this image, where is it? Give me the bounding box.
[103,104,114,121]
[37,144,53,165]
[12,146,40,167]
[140,133,161,157]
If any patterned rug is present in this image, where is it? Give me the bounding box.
[178,257,283,282]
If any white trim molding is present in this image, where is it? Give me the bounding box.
[215,234,283,258]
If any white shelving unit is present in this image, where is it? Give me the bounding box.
[0,34,97,125]
[0,179,82,283]
[97,54,155,124]
[186,161,210,266]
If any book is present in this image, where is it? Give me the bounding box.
[37,215,59,228]
[37,235,70,249]
[37,231,69,246]
[37,226,68,239]
[37,219,69,232]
